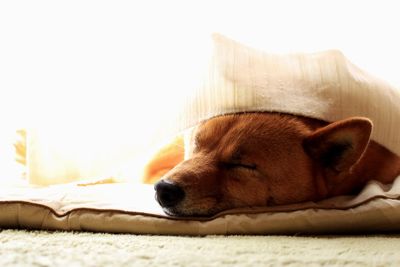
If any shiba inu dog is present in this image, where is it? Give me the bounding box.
[147,113,400,216]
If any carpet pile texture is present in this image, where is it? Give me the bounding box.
[1,229,400,266]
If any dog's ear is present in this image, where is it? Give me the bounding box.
[303,117,372,172]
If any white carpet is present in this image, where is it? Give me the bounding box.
[1,229,400,266]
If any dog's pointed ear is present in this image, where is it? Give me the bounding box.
[303,117,372,172]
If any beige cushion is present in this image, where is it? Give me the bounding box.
[1,175,399,235]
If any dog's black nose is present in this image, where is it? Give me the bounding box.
[154,180,185,208]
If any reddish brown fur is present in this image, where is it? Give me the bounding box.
[148,113,400,216]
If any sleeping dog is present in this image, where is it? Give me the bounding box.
[146,113,400,217]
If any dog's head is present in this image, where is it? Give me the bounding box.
[155,113,372,216]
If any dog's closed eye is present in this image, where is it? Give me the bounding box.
[222,162,257,170]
